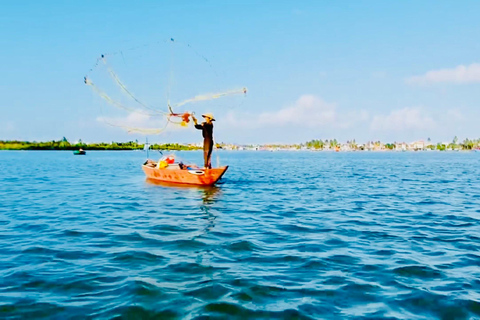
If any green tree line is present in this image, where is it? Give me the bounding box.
[0,138,201,151]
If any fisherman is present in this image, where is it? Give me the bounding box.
[192,113,214,169]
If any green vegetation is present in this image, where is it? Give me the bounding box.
[2,136,480,151]
[0,138,201,151]
[385,143,395,150]
[461,138,475,150]
[150,143,200,151]
[305,139,324,149]
[436,143,446,151]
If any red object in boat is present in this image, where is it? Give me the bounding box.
[142,163,228,186]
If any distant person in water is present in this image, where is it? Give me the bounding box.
[192,113,214,169]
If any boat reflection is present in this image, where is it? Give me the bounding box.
[145,178,218,190]
[145,178,220,264]
[145,176,221,208]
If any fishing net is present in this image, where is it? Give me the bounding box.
[84,39,247,135]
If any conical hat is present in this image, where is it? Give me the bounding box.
[202,113,215,121]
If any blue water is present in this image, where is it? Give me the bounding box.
[1,150,479,319]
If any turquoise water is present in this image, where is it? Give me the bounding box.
[1,150,479,319]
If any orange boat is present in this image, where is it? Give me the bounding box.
[142,157,228,186]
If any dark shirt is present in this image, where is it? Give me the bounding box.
[195,122,213,142]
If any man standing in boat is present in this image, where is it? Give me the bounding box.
[192,113,214,169]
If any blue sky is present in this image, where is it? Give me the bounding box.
[1,1,479,144]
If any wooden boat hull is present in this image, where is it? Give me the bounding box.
[142,165,228,186]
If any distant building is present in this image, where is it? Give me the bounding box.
[409,140,425,151]
[395,142,407,151]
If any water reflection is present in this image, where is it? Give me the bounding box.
[145,178,221,201]
[144,178,221,236]
[200,186,220,234]
[201,185,221,205]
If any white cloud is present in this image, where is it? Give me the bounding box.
[406,63,480,85]
[97,111,151,126]
[96,111,174,133]
[258,95,336,126]
[368,107,470,141]
[88,102,470,144]
[217,95,370,143]
[225,95,367,129]
[370,107,436,132]
[215,96,470,144]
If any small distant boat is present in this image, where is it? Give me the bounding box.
[142,156,227,186]
[73,149,86,155]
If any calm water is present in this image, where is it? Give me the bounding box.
[1,150,479,319]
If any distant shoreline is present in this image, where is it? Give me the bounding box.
[0,140,200,151]
[1,138,479,152]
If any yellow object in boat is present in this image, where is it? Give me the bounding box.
[157,160,168,169]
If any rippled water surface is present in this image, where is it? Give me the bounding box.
[1,150,480,319]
